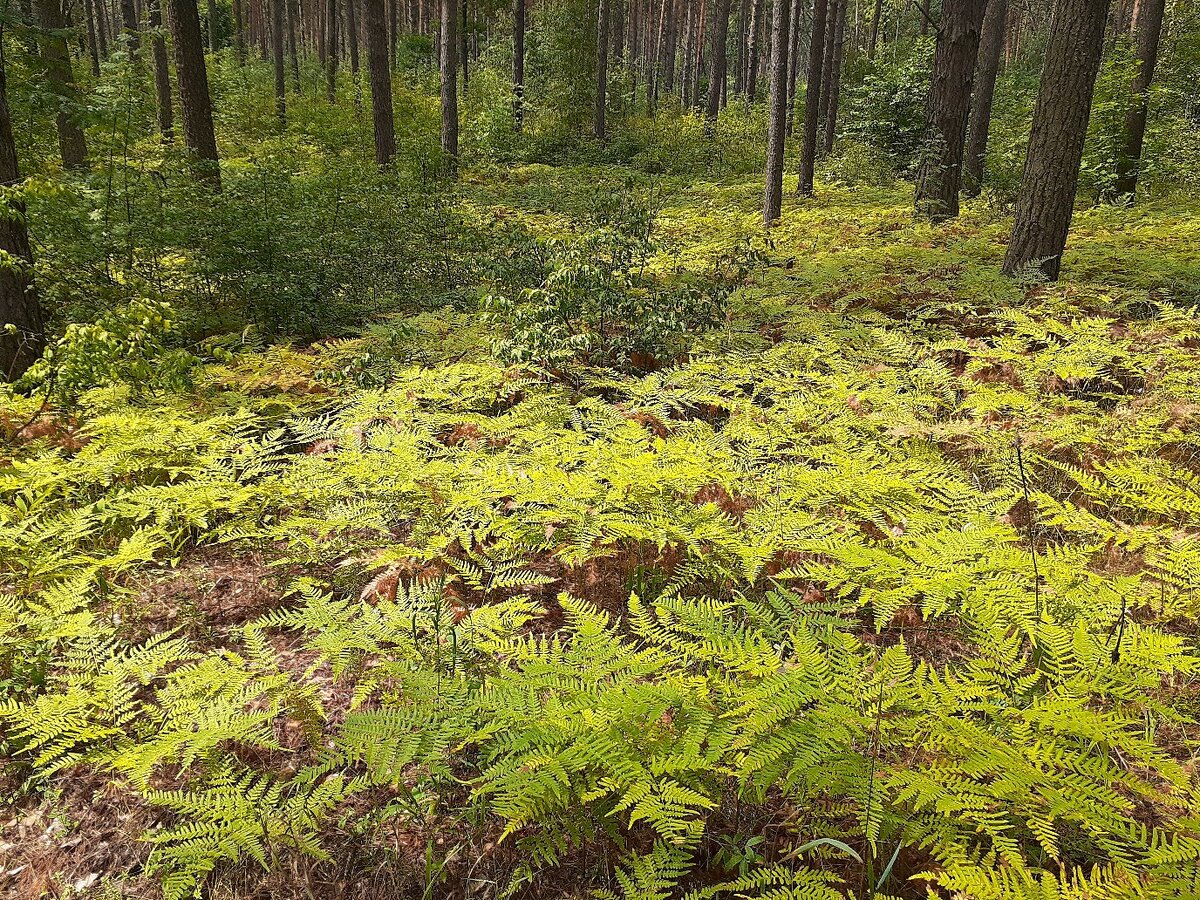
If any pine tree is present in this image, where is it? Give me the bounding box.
[365,0,396,164]
[33,0,89,170]
[1106,0,1166,201]
[704,0,732,136]
[913,0,988,220]
[797,0,828,195]
[963,0,1007,197]
[148,0,174,140]
[168,0,222,186]
[272,0,287,120]
[596,0,610,139]
[0,43,43,380]
[440,0,459,172]
[764,0,792,224]
[513,0,525,130]
[1002,0,1111,279]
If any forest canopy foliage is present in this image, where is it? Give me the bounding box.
[1,0,1199,897]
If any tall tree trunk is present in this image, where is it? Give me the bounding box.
[613,0,625,60]
[34,0,89,169]
[512,0,524,129]
[819,0,845,156]
[680,0,695,106]
[365,0,395,164]
[92,0,110,59]
[233,0,247,61]
[460,0,468,90]
[1002,0,1111,280]
[440,0,458,172]
[784,0,801,134]
[704,0,731,135]
[815,0,836,146]
[1107,0,1164,200]
[596,0,609,137]
[346,0,359,76]
[735,0,747,92]
[272,0,286,119]
[149,0,174,138]
[208,0,219,49]
[168,0,221,185]
[745,0,762,99]
[325,0,338,100]
[764,0,792,223]
[962,0,1006,196]
[120,0,140,53]
[797,0,827,194]
[287,0,300,89]
[866,0,881,57]
[913,0,987,220]
[83,0,102,73]
[691,0,706,109]
[0,45,43,381]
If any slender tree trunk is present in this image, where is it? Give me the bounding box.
[208,0,219,49]
[325,0,338,100]
[346,0,359,76]
[681,0,695,106]
[1107,0,1164,200]
[233,0,247,61]
[272,0,287,119]
[735,0,746,92]
[93,0,110,59]
[764,0,792,223]
[866,0,881,57]
[613,0,625,60]
[784,0,801,134]
[287,0,300,89]
[440,0,458,171]
[962,0,1006,196]
[745,0,762,99]
[1002,0,1111,279]
[815,0,836,146]
[819,0,845,157]
[691,0,706,109]
[512,0,524,129]
[459,0,468,90]
[797,0,827,194]
[704,0,731,135]
[148,0,174,138]
[83,0,102,73]
[913,0,987,220]
[0,46,43,381]
[365,0,395,164]
[596,0,610,137]
[34,0,89,169]
[168,0,221,185]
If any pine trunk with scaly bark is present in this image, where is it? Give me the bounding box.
[168,0,222,185]
[764,0,792,224]
[962,0,1006,197]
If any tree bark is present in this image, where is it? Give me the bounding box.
[120,0,140,53]
[680,0,695,106]
[734,0,746,92]
[1002,0,1111,280]
[168,0,222,185]
[272,0,286,119]
[962,0,1006,196]
[1107,0,1164,200]
[815,0,836,147]
[913,0,987,220]
[287,0,300,89]
[596,0,610,138]
[704,0,731,135]
[34,0,89,169]
[233,0,247,61]
[691,0,706,110]
[440,0,458,172]
[365,0,395,164]
[784,0,801,134]
[460,0,468,91]
[0,46,43,381]
[325,0,338,100]
[866,0,881,57]
[82,0,102,73]
[819,0,845,157]
[797,0,827,194]
[745,0,762,99]
[149,0,174,138]
[764,0,792,223]
[512,0,524,129]
[208,0,219,49]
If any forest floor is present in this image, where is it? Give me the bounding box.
[2,168,1200,899]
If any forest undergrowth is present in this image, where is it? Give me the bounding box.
[2,170,1200,899]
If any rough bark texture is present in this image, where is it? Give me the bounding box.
[233,0,247,62]
[512,0,524,129]
[914,0,987,220]
[1002,0,1111,280]
[867,0,881,57]
[271,0,287,119]
[168,0,222,185]
[460,0,468,91]
[287,0,300,89]
[120,0,140,52]
[814,0,837,149]
[365,0,395,164]
[148,0,174,139]
[962,0,1006,196]
[784,0,802,134]
[34,0,89,169]
[83,0,102,74]
[0,47,43,380]
[797,0,827,195]
[763,0,792,224]
[1108,0,1165,199]
[819,0,845,157]
[704,0,732,135]
[440,0,458,172]
[745,0,763,99]
[595,0,610,138]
